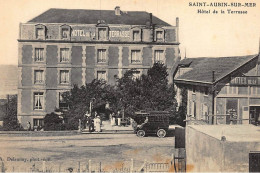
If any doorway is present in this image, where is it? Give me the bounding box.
[249,106,260,125]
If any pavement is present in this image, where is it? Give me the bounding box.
[81,120,134,134]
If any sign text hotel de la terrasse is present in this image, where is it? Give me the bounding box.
[231,76,260,86]
[71,29,130,38]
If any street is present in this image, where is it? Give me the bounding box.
[0,133,175,172]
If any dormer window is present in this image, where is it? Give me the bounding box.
[132,29,141,42]
[97,27,108,40]
[60,25,71,40]
[36,28,44,39]
[155,29,164,42]
[35,24,46,40]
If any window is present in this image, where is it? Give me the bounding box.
[60,70,70,84]
[35,48,44,62]
[155,31,164,41]
[250,86,257,95]
[33,119,44,127]
[132,71,141,80]
[131,50,141,64]
[227,85,238,94]
[36,28,45,39]
[133,30,140,41]
[202,104,208,116]
[97,71,106,81]
[34,92,44,110]
[98,28,107,40]
[34,70,44,84]
[59,92,68,110]
[191,101,196,118]
[97,49,107,63]
[154,50,164,63]
[61,28,70,39]
[60,48,70,62]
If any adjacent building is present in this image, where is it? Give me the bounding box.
[174,54,260,125]
[18,7,180,128]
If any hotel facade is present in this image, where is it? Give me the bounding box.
[18,7,180,128]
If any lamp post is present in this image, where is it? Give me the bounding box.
[89,98,95,117]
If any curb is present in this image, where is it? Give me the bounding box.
[81,130,134,134]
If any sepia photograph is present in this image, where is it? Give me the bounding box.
[0,0,260,172]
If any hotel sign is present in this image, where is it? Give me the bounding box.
[230,76,260,86]
[71,30,95,37]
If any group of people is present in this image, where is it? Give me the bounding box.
[110,111,122,126]
[84,111,101,132]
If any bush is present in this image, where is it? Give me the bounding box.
[44,112,64,131]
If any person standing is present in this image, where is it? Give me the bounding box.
[93,111,98,131]
[86,114,94,132]
[96,116,101,132]
[111,113,116,126]
[27,121,31,131]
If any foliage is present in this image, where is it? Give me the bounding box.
[2,95,23,131]
[60,62,182,129]
[173,87,187,127]
[62,80,117,130]
[43,112,64,131]
[116,62,177,122]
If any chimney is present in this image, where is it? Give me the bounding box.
[176,17,179,27]
[149,13,153,26]
[115,6,121,15]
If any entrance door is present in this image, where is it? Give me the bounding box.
[226,99,238,124]
[249,106,260,125]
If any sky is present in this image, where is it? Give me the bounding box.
[0,0,260,65]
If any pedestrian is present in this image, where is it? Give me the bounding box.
[96,116,101,132]
[27,121,31,131]
[86,113,94,132]
[93,111,98,130]
[111,113,116,126]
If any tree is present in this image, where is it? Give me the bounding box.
[2,95,23,131]
[44,112,64,131]
[172,87,187,127]
[61,62,181,128]
[114,62,177,123]
[62,79,117,130]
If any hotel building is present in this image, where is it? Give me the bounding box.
[18,7,180,127]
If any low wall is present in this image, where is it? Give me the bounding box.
[186,125,260,172]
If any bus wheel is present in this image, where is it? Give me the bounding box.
[157,129,166,138]
[137,130,145,137]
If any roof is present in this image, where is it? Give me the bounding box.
[189,125,260,142]
[28,8,171,26]
[175,54,258,84]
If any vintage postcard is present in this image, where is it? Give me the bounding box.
[0,0,260,172]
